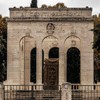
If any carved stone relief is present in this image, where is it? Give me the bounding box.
[47,23,55,34]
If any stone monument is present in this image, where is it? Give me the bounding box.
[4,2,94,87]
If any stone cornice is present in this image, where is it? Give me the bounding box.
[9,7,92,18]
[9,7,92,11]
[7,17,93,22]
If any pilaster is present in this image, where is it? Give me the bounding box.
[36,41,42,85]
[59,40,65,85]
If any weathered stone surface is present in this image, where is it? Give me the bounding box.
[4,7,94,86]
[62,82,71,100]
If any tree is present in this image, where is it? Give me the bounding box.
[30,0,37,8]
[92,15,100,82]
[93,24,100,51]
[92,15,100,51]
[0,15,7,82]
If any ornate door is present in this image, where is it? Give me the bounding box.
[44,59,59,90]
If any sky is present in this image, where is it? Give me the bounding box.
[0,0,100,17]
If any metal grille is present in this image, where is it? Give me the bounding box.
[72,84,100,100]
[4,85,61,100]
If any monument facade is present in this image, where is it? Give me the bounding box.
[4,6,94,86]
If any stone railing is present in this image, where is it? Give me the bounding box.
[0,83,4,100]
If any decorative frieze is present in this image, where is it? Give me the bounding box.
[9,8,92,19]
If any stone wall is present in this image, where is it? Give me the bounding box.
[5,7,94,86]
[9,7,92,19]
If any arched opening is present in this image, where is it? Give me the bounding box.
[42,50,44,83]
[43,47,59,89]
[30,48,36,83]
[67,47,80,83]
[31,48,44,83]
[49,47,59,58]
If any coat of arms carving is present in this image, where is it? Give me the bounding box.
[47,23,55,34]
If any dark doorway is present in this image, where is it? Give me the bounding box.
[49,47,59,58]
[42,50,44,83]
[67,47,80,83]
[31,48,36,83]
[43,47,59,90]
[31,48,44,83]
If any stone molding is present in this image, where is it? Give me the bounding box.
[7,17,93,22]
[9,7,92,10]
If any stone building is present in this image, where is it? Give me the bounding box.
[4,5,94,87]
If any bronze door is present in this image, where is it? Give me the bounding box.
[44,59,59,90]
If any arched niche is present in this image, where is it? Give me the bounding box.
[67,47,80,83]
[30,48,36,83]
[42,35,58,59]
[64,35,81,50]
[30,48,44,83]
[19,36,36,84]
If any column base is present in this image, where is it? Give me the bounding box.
[3,80,20,85]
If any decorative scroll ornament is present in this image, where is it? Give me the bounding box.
[26,29,31,36]
[71,40,76,46]
[47,23,55,34]
[71,31,76,36]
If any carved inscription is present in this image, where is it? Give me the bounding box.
[11,10,89,18]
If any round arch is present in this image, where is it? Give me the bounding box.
[67,47,80,83]
[42,35,58,59]
[30,48,36,83]
[49,47,59,58]
[30,48,44,83]
[64,35,81,50]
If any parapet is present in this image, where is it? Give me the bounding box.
[9,7,92,19]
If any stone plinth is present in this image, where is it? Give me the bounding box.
[61,82,71,100]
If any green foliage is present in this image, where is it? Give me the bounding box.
[92,14,100,82]
[30,0,37,8]
[92,15,100,51]
[41,3,66,8]
[0,15,7,82]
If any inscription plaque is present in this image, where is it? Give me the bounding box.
[44,59,59,90]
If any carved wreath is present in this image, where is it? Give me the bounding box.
[47,23,55,34]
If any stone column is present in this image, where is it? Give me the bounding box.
[59,41,65,85]
[36,41,42,88]
[0,83,4,100]
[61,82,72,100]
